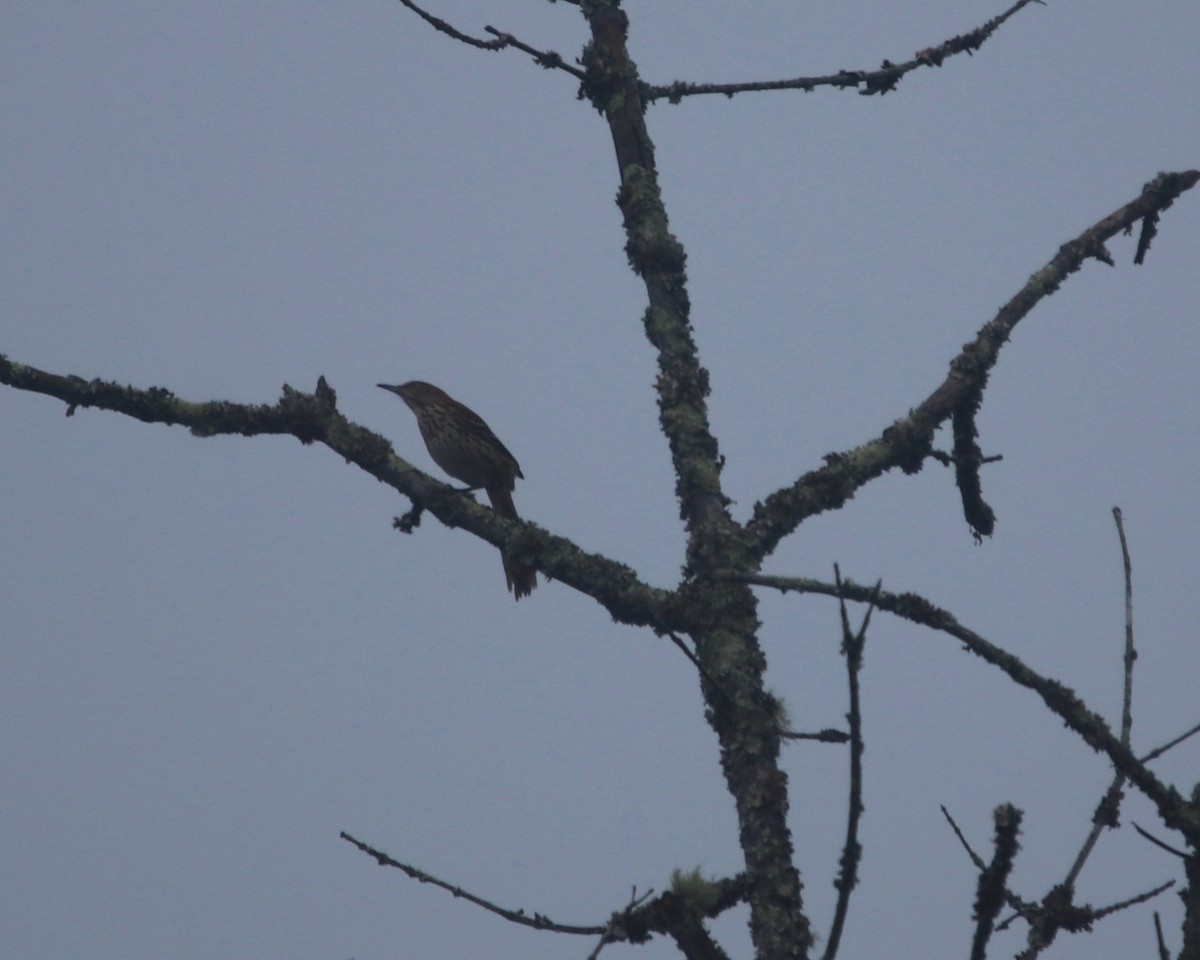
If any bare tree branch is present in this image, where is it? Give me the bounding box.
[596,873,751,959]
[739,571,1200,844]
[1140,721,1200,765]
[970,804,1023,960]
[394,0,507,49]
[483,26,587,80]
[746,170,1200,561]
[578,7,815,957]
[339,831,606,935]
[943,803,1172,957]
[942,805,989,872]
[1154,911,1171,960]
[1013,879,1176,960]
[1114,507,1137,745]
[1056,508,1139,890]
[1132,823,1190,860]
[1091,881,1177,921]
[392,0,586,79]
[822,568,877,960]
[644,0,1046,103]
[781,727,850,744]
[0,359,677,629]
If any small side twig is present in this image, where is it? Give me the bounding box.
[1090,880,1176,922]
[1139,720,1200,765]
[664,631,734,704]
[942,805,988,871]
[1114,507,1136,745]
[1131,822,1189,860]
[780,727,850,744]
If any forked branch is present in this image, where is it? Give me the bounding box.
[746,170,1200,560]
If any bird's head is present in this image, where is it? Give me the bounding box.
[378,380,447,412]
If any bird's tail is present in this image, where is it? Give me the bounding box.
[486,486,537,600]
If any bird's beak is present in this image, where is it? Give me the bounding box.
[378,383,402,395]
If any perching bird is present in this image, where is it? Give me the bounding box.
[378,380,537,600]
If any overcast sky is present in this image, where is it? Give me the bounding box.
[3,3,1198,958]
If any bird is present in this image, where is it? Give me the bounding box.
[378,380,537,600]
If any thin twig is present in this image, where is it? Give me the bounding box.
[1131,822,1189,860]
[393,0,586,79]
[822,567,878,960]
[1154,911,1171,960]
[1113,507,1136,746]
[1139,720,1200,765]
[1091,880,1175,921]
[483,26,586,79]
[394,0,506,49]
[665,630,734,704]
[942,805,988,871]
[1061,508,1138,888]
[340,831,605,935]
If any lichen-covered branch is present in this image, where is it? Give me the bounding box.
[0,356,676,629]
[741,571,1200,845]
[746,170,1200,562]
[970,805,1022,960]
[580,4,812,958]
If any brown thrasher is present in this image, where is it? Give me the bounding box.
[378,380,537,600]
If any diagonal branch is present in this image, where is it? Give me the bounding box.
[739,571,1200,844]
[644,0,1045,104]
[0,357,680,629]
[744,170,1200,562]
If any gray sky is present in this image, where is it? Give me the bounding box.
[3,2,1198,958]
